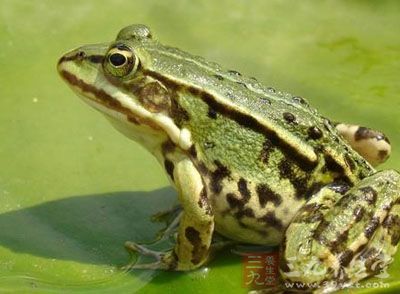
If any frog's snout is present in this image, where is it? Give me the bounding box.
[57,49,86,71]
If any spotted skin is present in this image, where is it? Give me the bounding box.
[336,123,391,167]
[281,170,400,291]
[170,155,214,270]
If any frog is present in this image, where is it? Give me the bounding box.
[57,24,400,293]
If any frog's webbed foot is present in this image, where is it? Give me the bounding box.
[281,170,400,293]
[335,123,391,166]
[122,241,175,270]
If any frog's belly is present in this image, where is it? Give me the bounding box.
[211,191,306,245]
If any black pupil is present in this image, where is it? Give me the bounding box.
[109,53,127,66]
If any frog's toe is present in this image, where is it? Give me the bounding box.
[122,241,177,270]
[124,241,163,259]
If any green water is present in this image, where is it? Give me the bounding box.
[0,0,399,293]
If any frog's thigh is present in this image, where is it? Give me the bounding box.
[335,123,391,166]
[172,158,214,271]
[281,170,400,292]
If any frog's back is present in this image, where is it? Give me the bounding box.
[141,41,372,182]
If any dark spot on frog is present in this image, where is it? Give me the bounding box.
[333,229,350,252]
[238,178,251,202]
[353,206,365,222]
[185,226,207,264]
[197,161,209,176]
[256,184,282,207]
[236,81,248,89]
[324,153,345,174]
[259,212,283,230]
[292,96,308,105]
[278,159,310,199]
[294,203,323,223]
[204,141,215,149]
[382,214,400,246]
[188,145,197,158]
[378,149,388,160]
[338,249,354,267]
[328,182,351,195]
[210,160,231,194]
[170,97,189,127]
[226,193,243,209]
[364,217,380,238]
[307,126,323,140]
[87,54,104,63]
[336,268,350,283]
[260,139,274,164]
[278,159,293,178]
[207,106,218,119]
[360,247,383,274]
[283,112,297,124]
[266,87,276,93]
[164,159,174,180]
[127,115,140,125]
[360,186,377,205]
[161,139,175,155]
[312,217,331,243]
[213,74,224,81]
[354,126,389,143]
[227,69,242,76]
[198,187,213,215]
[235,207,255,219]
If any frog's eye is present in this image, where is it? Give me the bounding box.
[104,45,139,77]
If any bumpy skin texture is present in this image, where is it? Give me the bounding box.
[57,24,400,291]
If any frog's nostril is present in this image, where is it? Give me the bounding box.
[76,51,86,60]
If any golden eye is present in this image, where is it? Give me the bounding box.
[104,44,138,77]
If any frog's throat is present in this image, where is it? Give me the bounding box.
[59,69,192,151]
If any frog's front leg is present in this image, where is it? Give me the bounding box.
[335,123,391,166]
[125,158,214,271]
[281,170,400,293]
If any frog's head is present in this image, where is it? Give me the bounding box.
[57,24,186,154]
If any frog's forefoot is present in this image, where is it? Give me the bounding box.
[122,241,176,270]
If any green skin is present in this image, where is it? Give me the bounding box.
[58,25,400,292]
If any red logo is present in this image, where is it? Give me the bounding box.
[242,251,279,289]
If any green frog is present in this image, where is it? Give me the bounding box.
[57,24,400,293]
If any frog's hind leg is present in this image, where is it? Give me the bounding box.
[335,123,391,166]
[280,170,400,293]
